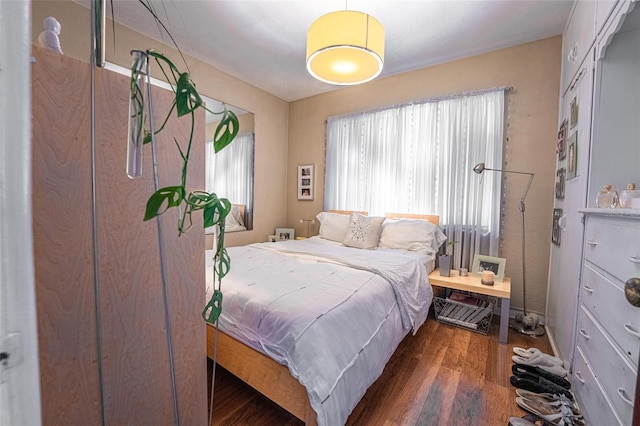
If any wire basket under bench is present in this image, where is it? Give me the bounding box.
[433,289,497,335]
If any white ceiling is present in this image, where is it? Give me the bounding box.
[93,0,574,102]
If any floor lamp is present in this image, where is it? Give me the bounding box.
[473,162,545,337]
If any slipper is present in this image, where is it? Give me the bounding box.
[512,354,567,377]
[513,347,563,365]
[515,390,581,416]
[510,374,574,401]
[512,364,571,388]
[509,414,550,426]
[516,396,585,425]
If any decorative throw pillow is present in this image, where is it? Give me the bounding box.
[316,211,351,242]
[343,213,385,249]
[378,219,447,254]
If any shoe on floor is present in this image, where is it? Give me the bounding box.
[510,374,574,401]
[512,364,571,388]
[512,347,563,365]
[512,354,567,377]
[515,389,581,417]
[508,414,548,426]
[516,396,585,425]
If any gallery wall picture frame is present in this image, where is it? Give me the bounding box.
[555,168,566,199]
[567,132,578,180]
[557,119,567,160]
[570,96,578,129]
[552,208,562,246]
[471,255,507,282]
[275,227,295,241]
[297,164,314,200]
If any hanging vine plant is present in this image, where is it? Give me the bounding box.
[128,49,238,324]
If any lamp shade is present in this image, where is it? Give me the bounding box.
[306,11,384,85]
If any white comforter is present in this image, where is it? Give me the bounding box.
[206,237,433,426]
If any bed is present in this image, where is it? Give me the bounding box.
[205,212,444,425]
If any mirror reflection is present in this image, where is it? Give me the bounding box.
[203,95,255,232]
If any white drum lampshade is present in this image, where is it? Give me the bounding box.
[306,11,385,85]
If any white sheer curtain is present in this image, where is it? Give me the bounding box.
[325,90,505,268]
[206,132,254,229]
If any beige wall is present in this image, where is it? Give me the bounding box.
[287,37,562,315]
[32,1,288,249]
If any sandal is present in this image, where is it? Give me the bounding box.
[515,390,581,416]
[512,364,571,388]
[510,373,574,401]
[509,414,551,426]
[516,396,584,425]
[512,347,563,365]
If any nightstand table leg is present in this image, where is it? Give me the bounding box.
[499,297,510,343]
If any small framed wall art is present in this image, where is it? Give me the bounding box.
[557,119,567,161]
[552,208,562,246]
[566,132,578,180]
[555,168,566,199]
[570,96,578,129]
[297,164,314,200]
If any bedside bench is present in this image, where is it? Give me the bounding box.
[428,269,511,343]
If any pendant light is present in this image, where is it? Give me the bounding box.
[306,10,385,85]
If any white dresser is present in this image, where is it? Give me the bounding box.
[573,211,640,425]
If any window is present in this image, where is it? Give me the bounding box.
[325,89,506,267]
[206,132,255,230]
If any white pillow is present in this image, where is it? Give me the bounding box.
[316,211,351,242]
[225,205,245,228]
[378,219,446,254]
[343,213,385,249]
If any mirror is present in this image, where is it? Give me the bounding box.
[203,95,255,232]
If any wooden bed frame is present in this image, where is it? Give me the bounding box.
[207,212,440,425]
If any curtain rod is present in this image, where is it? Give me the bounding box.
[328,85,513,121]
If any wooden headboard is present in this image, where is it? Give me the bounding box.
[385,212,440,226]
[328,209,368,216]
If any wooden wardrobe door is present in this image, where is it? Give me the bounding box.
[32,45,207,425]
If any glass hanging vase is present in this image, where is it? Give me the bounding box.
[126,49,147,179]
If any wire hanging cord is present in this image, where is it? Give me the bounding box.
[145,50,181,426]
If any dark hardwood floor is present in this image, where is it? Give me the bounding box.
[208,312,555,426]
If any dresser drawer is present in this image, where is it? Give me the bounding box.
[573,346,622,426]
[576,306,636,425]
[583,217,640,283]
[581,264,640,366]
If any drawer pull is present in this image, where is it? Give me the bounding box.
[583,285,594,294]
[579,328,590,340]
[586,240,597,246]
[628,256,640,264]
[623,323,640,339]
[575,371,586,384]
[617,388,634,406]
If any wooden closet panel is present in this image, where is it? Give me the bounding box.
[31,46,102,425]
[93,65,206,425]
[32,45,207,424]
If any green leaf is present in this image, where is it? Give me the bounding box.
[143,130,152,144]
[213,110,239,153]
[143,186,185,221]
[214,249,231,279]
[203,197,231,228]
[202,289,223,324]
[175,73,202,117]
